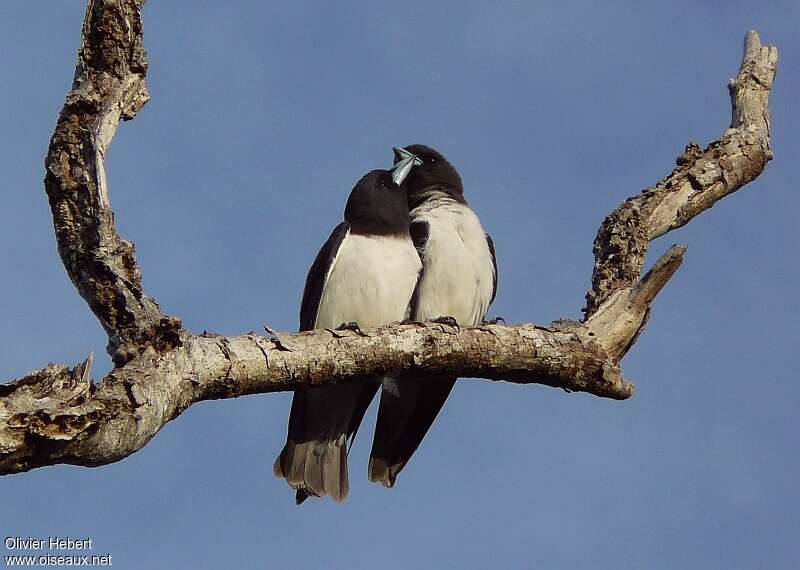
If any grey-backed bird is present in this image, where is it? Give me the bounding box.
[369,144,497,488]
[274,156,421,504]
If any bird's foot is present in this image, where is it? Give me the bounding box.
[336,321,362,333]
[400,318,425,326]
[482,316,506,325]
[431,315,460,330]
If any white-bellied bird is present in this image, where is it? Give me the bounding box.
[274,155,421,504]
[369,144,498,488]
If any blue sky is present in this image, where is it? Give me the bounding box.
[1,1,798,568]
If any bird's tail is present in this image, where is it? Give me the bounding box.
[368,375,456,487]
[274,382,378,504]
[273,431,349,504]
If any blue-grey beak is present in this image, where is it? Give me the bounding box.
[393,147,423,166]
[390,153,417,186]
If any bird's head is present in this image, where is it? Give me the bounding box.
[392,144,465,208]
[343,157,416,235]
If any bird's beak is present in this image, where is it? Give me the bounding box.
[393,147,423,166]
[391,154,417,186]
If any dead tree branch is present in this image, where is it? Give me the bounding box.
[583,31,776,358]
[43,0,181,366]
[0,0,777,476]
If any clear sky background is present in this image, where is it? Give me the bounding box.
[1,2,798,569]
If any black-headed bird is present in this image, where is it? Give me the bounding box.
[274,155,421,504]
[369,144,497,488]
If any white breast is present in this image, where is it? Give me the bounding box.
[411,199,495,326]
[315,232,422,330]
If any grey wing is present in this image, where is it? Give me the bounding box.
[486,232,498,306]
[406,220,430,318]
[299,221,349,331]
[409,219,430,256]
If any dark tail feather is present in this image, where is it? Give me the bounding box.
[369,375,456,487]
[274,382,379,504]
[273,387,307,480]
[296,489,310,505]
[348,381,381,452]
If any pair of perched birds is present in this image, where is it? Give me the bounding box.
[274,144,497,504]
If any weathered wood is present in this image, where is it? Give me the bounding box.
[0,0,777,477]
[0,322,631,474]
[583,31,777,359]
[43,0,180,365]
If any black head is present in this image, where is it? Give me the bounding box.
[392,144,465,208]
[344,170,410,236]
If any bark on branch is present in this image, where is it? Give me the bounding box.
[0,323,631,474]
[44,0,181,365]
[0,0,777,476]
[583,31,777,358]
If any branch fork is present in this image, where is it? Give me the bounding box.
[0,0,778,476]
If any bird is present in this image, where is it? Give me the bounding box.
[368,144,497,488]
[274,154,422,504]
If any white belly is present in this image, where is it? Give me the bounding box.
[315,233,422,330]
[411,201,495,326]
